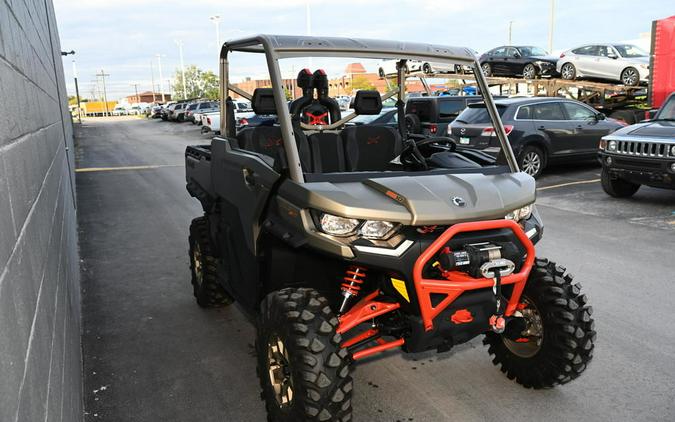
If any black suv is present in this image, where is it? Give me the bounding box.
[450,97,624,177]
[599,92,675,197]
[405,95,486,137]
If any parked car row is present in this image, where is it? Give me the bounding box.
[379,42,650,87]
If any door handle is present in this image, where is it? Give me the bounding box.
[576,124,583,129]
[537,125,546,130]
[242,167,256,188]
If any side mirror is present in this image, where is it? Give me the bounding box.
[596,113,606,120]
[513,52,521,58]
[608,53,618,59]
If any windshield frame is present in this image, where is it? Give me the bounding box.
[219,34,519,183]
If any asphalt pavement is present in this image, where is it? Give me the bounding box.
[77,116,675,422]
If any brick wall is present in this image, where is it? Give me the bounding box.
[0,0,82,421]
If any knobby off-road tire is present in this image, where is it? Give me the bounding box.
[484,258,596,389]
[257,288,353,422]
[601,168,640,197]
[188,217,233,307]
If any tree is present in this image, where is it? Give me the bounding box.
[350,76,376,93]
[173,65,220,100]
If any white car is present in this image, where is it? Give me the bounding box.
[111,106,128,116]
[201,101,254,133]
[557,44,649,86]
[377,58,465,76]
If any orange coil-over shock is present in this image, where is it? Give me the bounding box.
[338,266,367,314]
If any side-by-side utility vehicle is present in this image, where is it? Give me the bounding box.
[185,35,596,422]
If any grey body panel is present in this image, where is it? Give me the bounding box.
[279,172,535,226]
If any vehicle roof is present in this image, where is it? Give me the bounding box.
[408,95,485,102]
[222,34,477,64]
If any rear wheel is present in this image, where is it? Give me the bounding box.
[560,63,576,80]
[188,217,233,307]
[519,145,545,178]
[522,63,537,79]
[484,258,596,389]
[257,288,353,422]
[601,168,640,197]
[481,63,492,77]
[620,67,639,86]
[405,113,422,134]
[378,67,385,78]
[423,63,432,74]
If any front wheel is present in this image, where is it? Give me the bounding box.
[522,63,537,79]
[484,258,596,389]
[481,63,492,77]
[423,63,432,74]
[601,168,640,197]
[378,67,385,78]
[257,288,353,422]
[621,67,640,86]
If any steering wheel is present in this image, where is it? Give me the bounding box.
[400,135,457,170]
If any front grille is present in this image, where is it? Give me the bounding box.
[614,140,668,157]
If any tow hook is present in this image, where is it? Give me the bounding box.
[482,260,514,334]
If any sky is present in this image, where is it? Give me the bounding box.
[53,0,669,101]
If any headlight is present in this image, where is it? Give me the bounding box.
[320,213,359,236]
[670,145,675,156]
[359,220,395,239]
[505,204,533,221]
[607,140,617,151]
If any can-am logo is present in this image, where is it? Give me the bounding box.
[452,196,466,207]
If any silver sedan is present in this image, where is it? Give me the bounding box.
[556,44,649,86]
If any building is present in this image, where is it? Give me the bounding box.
[125,91,171,104]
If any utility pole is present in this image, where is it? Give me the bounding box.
[150,60,157,102]
[548,0,555,52]
[209,15,221,50]
[156,54,165,102]
[96,69,110,116]
[131,83,140,105]
[175,40,187,100]
[508,21,513,45]
[72,60,81,123]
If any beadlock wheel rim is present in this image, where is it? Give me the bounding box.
[522,152,541,176]
[502,297,544,358]
[267,335,294,407]
[193,245,203,286]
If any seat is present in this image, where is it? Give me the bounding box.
[341,126,402,171]
[340,90,402,171]
[236,88,311,171]
[308,132,345,173]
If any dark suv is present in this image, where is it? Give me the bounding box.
[450,97,624,177]
[405,95,486,137]
[599,92,675,197]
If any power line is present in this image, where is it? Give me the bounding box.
[96,69,110,115]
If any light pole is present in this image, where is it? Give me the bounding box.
[156,54,166,102]
[209,15,221,50]
[548,0,555,52]
[150,60,157,103]
[175,40,187,100]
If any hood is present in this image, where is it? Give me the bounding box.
[284,172,536,226]
[607,121,675,138]
[621,56,649,65]
[531,55,559,64]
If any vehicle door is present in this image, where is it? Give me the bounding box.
[490,48,508,74]
[572,45,597,76]
[560,101,606,156]
[505,47,524,75]
[209,136,282,308]
[530,102,573,156]
[592,45,620,80]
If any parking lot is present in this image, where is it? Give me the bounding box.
[76,116,674,422]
